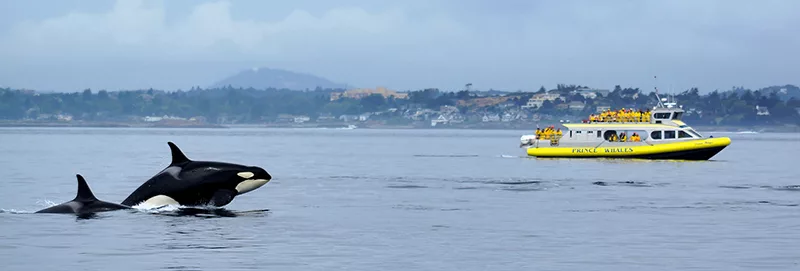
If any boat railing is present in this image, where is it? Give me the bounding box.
[582,119,651,124]
[536,134,563,141]
[583,116,651,123]
[533,134,562,146]
[585,109,652,123]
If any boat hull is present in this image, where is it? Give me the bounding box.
[525,137,731,161]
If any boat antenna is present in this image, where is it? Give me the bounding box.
[654,75,664,108]
[670,84,676,105]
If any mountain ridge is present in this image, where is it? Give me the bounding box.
[210,67,350,90]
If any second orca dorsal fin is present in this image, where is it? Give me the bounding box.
[74,174,98,201]
[168,141,191,165]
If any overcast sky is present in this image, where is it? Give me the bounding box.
[0,0,798,93]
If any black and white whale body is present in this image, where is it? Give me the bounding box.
[121,142,272,208]
[36,174,131,214]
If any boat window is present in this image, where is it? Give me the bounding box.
[576,131,582,134]
[603,130,617,140]
[687,129,702,138]
[664,130,676,139]
[627,130,648,141]
[672,112,683,120]
[654,112,671,119]
[651,131,662,140]
[678,130,693,138]
[588,131,593,134]
[597,130,601,138]
[570,130,573,137]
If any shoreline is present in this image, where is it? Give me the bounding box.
[0,120,798,133]
[0,121,226,129]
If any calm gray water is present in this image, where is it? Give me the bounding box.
[0,127,798,270]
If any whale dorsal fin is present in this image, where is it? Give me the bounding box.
[74,174,98,201]
[168,141,191,165]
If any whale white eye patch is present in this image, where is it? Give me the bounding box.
[237,172,255,179]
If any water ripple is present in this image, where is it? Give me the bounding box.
[386,185,429,189]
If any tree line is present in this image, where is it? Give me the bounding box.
[0,84,798,126]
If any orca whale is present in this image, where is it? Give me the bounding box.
[36,174,131,214]
[120,142,272,208]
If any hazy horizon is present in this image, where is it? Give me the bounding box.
[1,0,798,93]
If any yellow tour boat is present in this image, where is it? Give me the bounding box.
[519,99,731,160]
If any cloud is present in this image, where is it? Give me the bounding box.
[0,0,471,90]
[0,0,798,91]
[2,0,466,61]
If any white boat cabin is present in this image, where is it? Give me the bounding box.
[563,106,705,143]
[522,102,708,148]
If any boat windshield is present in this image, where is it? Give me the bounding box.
[686,128,703,138]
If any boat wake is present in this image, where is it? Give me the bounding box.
[411,154,523,159]
[705,130,760,134]
[413,154,480,158]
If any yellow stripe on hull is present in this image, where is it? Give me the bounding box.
[526,137,731,160]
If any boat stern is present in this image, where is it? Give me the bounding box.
[520,134,536,148]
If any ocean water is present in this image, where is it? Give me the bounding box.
[0,127,798,271]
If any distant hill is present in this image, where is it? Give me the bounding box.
[210,67,349,90]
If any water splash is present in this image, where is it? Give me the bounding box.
[0,209,34,214]
[0,199,57,214]
[132,203,183,214]
[35,199,57,207]
[131,203,269,218]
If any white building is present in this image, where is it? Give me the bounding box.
[568,101,586,111]
[293,116,311,123]
[431,115,449,126]
[522,93,563,109]
[756,105,770,116]
[482,114,501,122]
